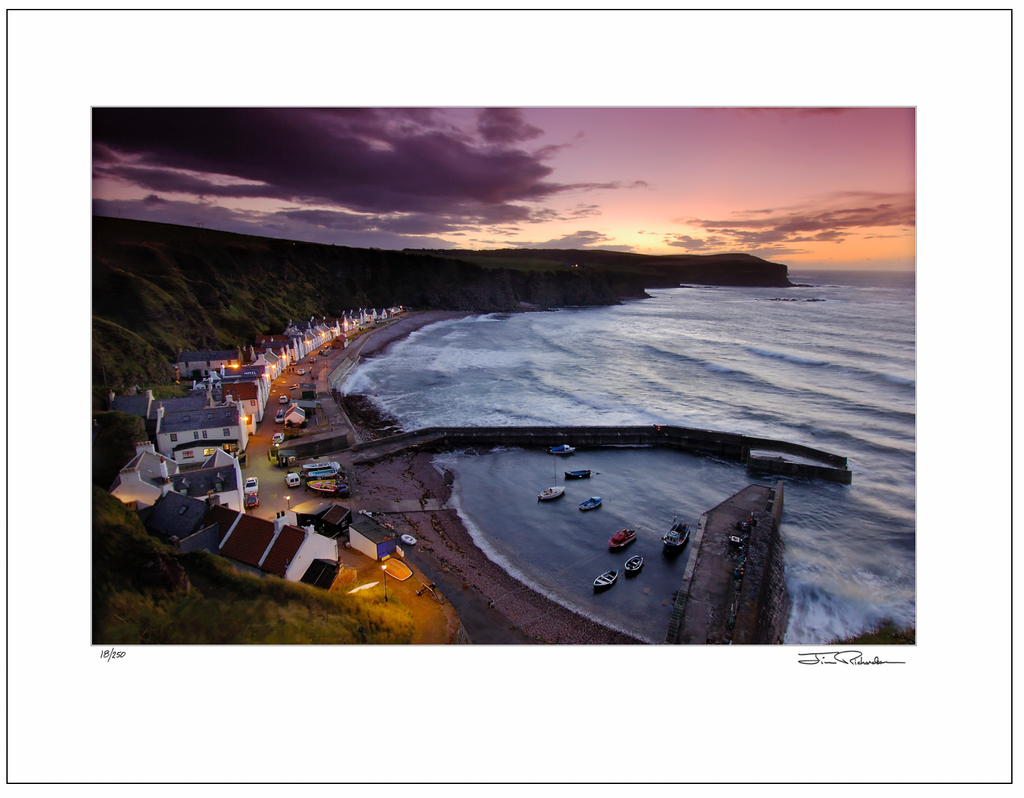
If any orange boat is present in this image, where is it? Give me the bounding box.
[607,529,637,550]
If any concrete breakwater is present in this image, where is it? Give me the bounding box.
[666,481,790,644]
[349,424,852,484]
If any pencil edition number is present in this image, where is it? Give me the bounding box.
[100,648,125,661]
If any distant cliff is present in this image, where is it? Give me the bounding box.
[92,217,792,392]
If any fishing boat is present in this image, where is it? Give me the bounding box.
[549,444,576,455]
[662,517,690,553]
[579,497,603,511]
[564,469,592,479]
[624,555,645,575]
[593,569,618,590]
[538,486,566,501]
[607,528,637,550]
[305,468,337,479]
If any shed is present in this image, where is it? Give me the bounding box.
[348,514,396,561]
[276,449,298,467]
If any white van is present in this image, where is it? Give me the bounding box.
[284,472,301,488]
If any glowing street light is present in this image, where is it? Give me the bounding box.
[381,563,388,602]
[285,495,291,510]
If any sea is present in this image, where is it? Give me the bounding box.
[341,270,916,644]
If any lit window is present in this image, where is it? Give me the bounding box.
[203,448,215,456]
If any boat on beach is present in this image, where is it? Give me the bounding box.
[624,555,644,575]
[607,528,637,550]
[308,480,348,495]
[593,569,618,590]
[662,517,690,553]
[579,497,602,511]
[564,469,591,479]
[538,486,566,501]
[549,444,576,455]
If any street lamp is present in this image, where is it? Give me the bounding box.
[381,563,388,602]
[285,495,291,510]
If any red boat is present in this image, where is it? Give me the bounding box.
[607,529,637,550]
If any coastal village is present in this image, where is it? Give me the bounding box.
[99,307,468,635]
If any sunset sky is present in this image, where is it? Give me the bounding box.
[93,107,915,270]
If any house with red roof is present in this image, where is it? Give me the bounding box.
[213,508,338,582]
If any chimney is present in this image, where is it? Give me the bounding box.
[135,440,156,456]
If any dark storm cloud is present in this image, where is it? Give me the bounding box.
[477,108,543,144]
[92,108,584,218]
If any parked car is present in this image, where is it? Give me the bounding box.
[275,410,285,423]
[244,477,259,494]
[244,492,259,509]
[290,384,299,390]
[296,369,306,376]
[279,394,289,404]
[285,472,301,488]
[272,432,285,444]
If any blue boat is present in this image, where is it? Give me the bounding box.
[564,469,592,479]
[579,497,602,511]
[549,444,576,455]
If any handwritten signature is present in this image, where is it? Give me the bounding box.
[798,650,904,665]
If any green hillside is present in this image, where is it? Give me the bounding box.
[92,216,792,397]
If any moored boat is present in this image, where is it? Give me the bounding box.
[607,528,637,550]
[624,555,644,575]
[400,534,417,546]
[593,569,618,590]
[538,486,566,501]
[564,469,592,479]
[579,497,603,511]
[662,517,690,553]
[549,444,576,455]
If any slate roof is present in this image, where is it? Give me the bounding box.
[170,465,238,498]
[349,515,395,545]
[110,394,152,418]
[178,349,239,364]
[260,526,306,577]
[160,405,240,433]
[143,492,210,540]
[321,505,351,529]
[300,560,338,589]
[150,395,209,419]
[109,450,177,492]
[205,504,241,544]
[219,514,275,567]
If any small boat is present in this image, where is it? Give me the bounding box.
[308,480,347,494]
[549,444,576,455]
[538,486,566,501]
[579,497,603,511]
[564,469,592,479]
[607,528,637,550]
[305,468,337,479]
[663,517,690,553]
[624,555,644,575]
[593,569,618,590]
[401,534,417,546]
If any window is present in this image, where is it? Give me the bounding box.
[203,448,216,456]
[223,428,230,436]
[194,432,199,439]
[170,433,177,442]
[182,451,194,459]
[202,430,208,439]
